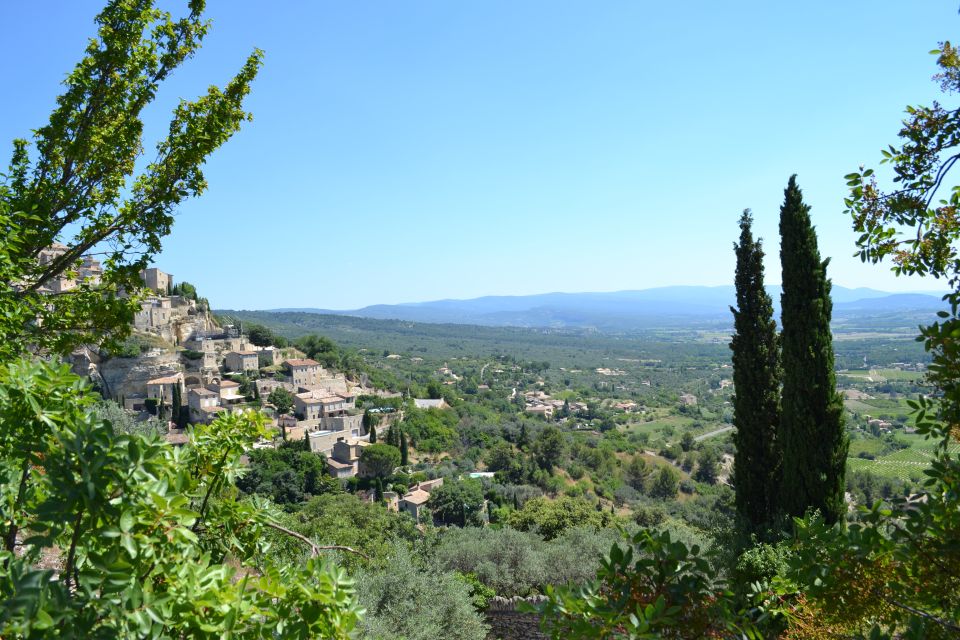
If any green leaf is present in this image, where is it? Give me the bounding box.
[120,510,134,533]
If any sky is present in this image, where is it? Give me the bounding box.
[0,1,956,309]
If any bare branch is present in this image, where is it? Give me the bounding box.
[260,520,369,560]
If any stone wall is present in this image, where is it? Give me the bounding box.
[484,596,548,640]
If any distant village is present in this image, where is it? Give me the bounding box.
[43,253,453,516]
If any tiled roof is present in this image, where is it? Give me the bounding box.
[147,375,182,385]
[401,489,431,505]
[189,388,215,397]
[285,358,320,368]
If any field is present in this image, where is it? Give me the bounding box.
[847,433,959,481]
[841,368,925,382]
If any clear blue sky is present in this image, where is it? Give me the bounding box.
[1,1,955,309]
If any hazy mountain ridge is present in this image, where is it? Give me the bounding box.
[265,286,945,331]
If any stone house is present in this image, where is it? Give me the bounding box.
[284,358,324,387]
[225,350,259,373]
[134,297,174,331]
[141,267,173,295]
[293,390,355,421]
[325,437,370,478]
[525,404,553,419]
[188,388,222,423]
[398,478,444,522]
[398,489,431,522]
[146,373,184,406]
[207,379,244,405]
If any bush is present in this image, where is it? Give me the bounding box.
[357,544,487,640]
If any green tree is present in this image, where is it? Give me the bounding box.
[246,323,285,347]
[679,430,696,453]
[400,430,409,466]
[171,382,185,429]
[693,448,719,485]
[768,41,960,638]
[356,544,487,640]
[536,530,753,639]
[647,465,679,500]
[506,496,610,541]
[625,455,649,493]
[534,425,566,471]
[730,209,782,533]
[236,439,339,506]
[429,479,485,527]
[779,176,848,524]
[360,443,401,480]
[0,0,261,360]
[0,359,359,637]
[268,387,294,415]
[368,424,378,443]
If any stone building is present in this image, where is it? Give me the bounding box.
[284,358,324,387]
[224,351,259,373]
[141,267,173,295]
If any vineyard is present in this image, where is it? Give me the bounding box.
[847,435,960,481]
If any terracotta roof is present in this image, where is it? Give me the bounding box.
[231,350,258,356]
[326,459,354,470]
[401,489,431,505]
[147,375,182,385]
[285,358,320,368]
[189,388,215,397]
[296,393,322,405]
[216,380,240,388]
[201,406,225,414]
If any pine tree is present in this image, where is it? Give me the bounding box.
[400,431,409,466]
[730,210,782,533]
[779,175,848,524]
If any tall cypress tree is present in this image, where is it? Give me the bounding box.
[730,210,782,533]
[400,431,409,466]
[779,176,848,524]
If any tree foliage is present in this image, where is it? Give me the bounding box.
[428,479,485,527]
[359,443,401,479]
[267,387,294,415]
[0,0,261,359]
[779,176,848,524]
[506,496,612,541]
[235,439,339,506]
[730,209,782,532]
[356,544,488,640]
[536,529,754,639]
[0,359,359,638]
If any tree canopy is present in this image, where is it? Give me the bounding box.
[779,176,848,524]
[0,0,261,360]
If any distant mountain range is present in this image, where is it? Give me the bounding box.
[260,286,947,332]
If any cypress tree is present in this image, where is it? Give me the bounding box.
[368,425,377,443]
[730,210,782,533]
[171,383,182,428]
[779,175,848,524]
[400,431,409,466]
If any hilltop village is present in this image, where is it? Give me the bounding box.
[59,265,464,513]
